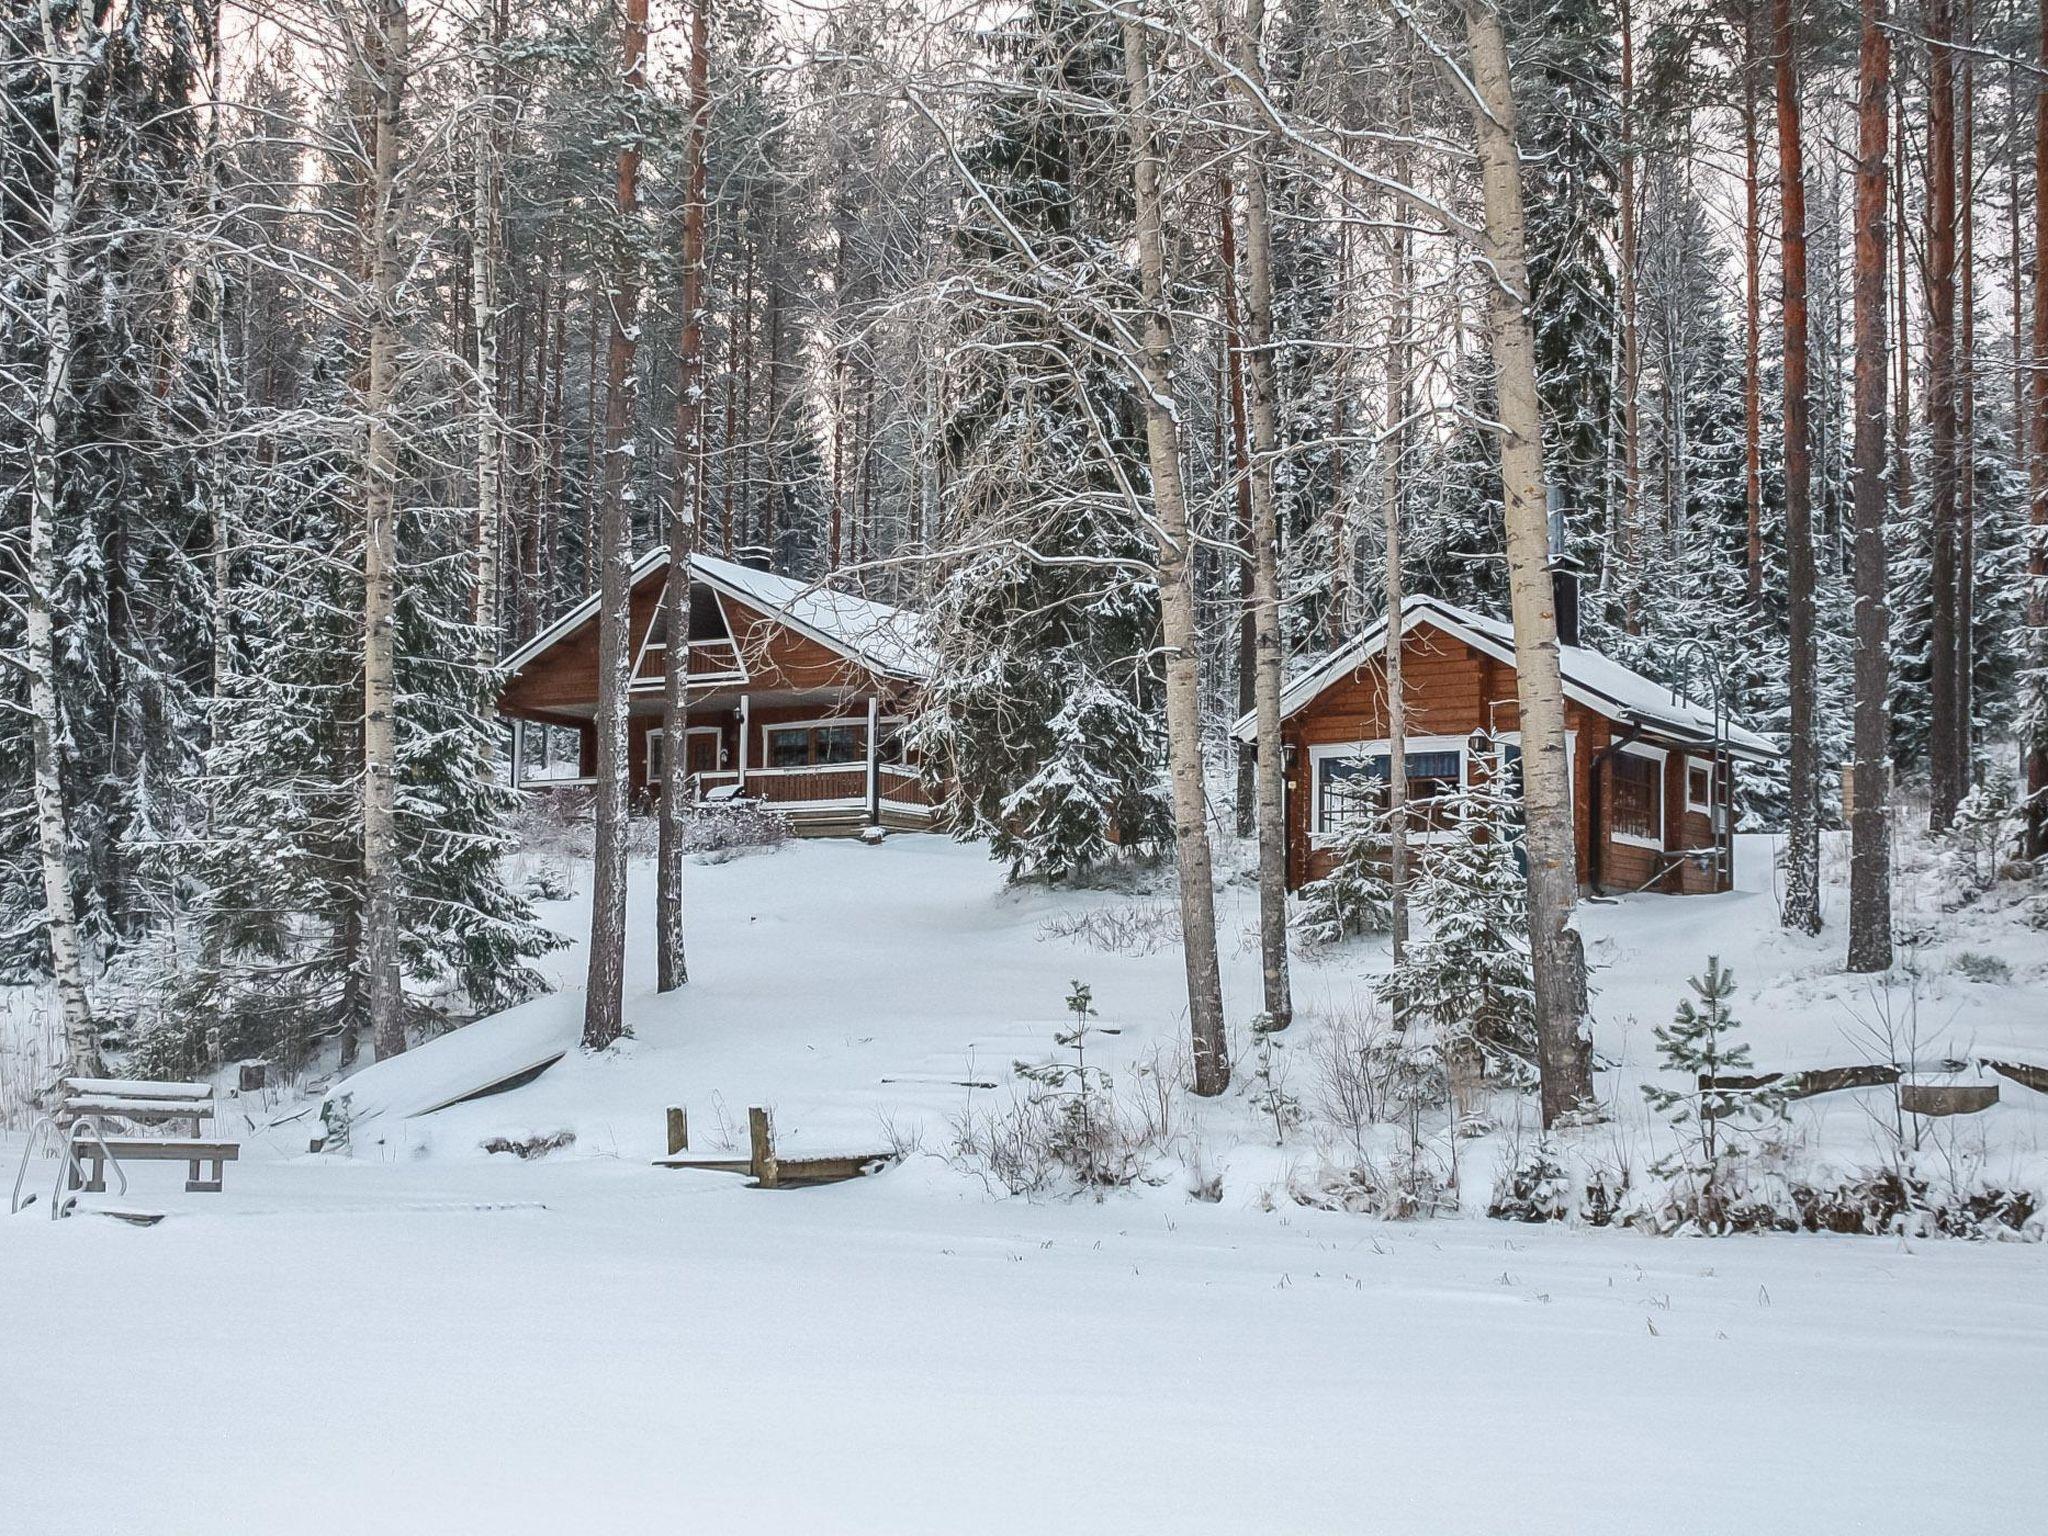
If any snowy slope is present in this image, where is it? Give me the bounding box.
[309,829,2048,1190]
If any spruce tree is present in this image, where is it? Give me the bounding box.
[1376,761,1538,1086]
[911,0,1171,879]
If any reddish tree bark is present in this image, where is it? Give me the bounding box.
[1848,0,1893,973]
[1927,0,1963,831]
[2029,0,2048,858]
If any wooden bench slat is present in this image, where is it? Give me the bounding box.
[62,1077,213,1100]
[61,1098,215,1122]
[88,1139,239,1159]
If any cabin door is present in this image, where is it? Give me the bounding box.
[685,727,723,775]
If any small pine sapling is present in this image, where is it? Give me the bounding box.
[1014,981,1119,1183]
[1641,958,1782,1226]
[1248,1028,1303,1145]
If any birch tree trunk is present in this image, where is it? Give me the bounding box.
[28,0,100,1074]
[584,0,650,1050]
[656,0,709,996]
[1230,0,1291,1033]
[1847,0,1893,974]
[1460,0,1595,1125]
[1218,174,1257,839]
[362,0,411,1061]
[1121,13,1230,1096]
[1775,0,1823,935]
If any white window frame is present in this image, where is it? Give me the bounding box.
[1307,735,1469,848]
[513,720,595,786]
[761,714,875,771]
[1683,754,1716,814]
[630,589,747,690]
[1610,741,1669,851]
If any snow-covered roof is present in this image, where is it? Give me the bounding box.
[1231,594,1780,760]
[500,548,931,681]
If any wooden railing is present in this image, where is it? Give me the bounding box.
[694,763,934,814]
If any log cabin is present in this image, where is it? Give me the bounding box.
[497,548,939,834]
[1232,594,1780,896]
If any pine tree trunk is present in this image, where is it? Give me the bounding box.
[1230,0,1292,1032]
[1618,0,1643,632]
[1927,0,1962,832]
[27,0,99,1074]
[1742,21,1764,605]
[1894,109,1915,514]
[2028,0,2048,860]
[362,0,410,1061]
[470,23,502,665]
[1848,0,1893,975]
[584,0,650,1051]
[1461,0,1595,1125]
[1120,13,1230,1097]
[1956,15,1976,789]
[1775,0,1823,935]
[657,0,709,996]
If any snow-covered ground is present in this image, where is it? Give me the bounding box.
[3,827,2043,1532]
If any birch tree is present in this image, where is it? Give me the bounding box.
[22,0,104,1073]
[1459,0,1595,1125]
[1229,0,1292,1033]
[1121,9,1230,1096]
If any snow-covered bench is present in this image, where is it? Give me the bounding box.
[57,1078,239,1194]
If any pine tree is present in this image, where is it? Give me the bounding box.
[1641,956,1781,1203]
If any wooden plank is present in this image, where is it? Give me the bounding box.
[652,1154,754,1174]
[63,1078,212,1099]
[666,1106,689,1155]
[748,1107,779,1189]
[62,1095,215,1119]
[1979,1056,2048,1096]
[91,1139,240,1158]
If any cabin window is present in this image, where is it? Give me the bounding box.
[765,721,865,768]
[1312,742,1464,838]
[633,586,736,684]
[515,722,590,784]
[1685,757,1715,814]
[1611,748,1665,849]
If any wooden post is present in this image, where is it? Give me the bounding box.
[509,718,524,788]
[666,1105,689,1155]
[736,694,750,795]
[748,1106,779,1188]
[865,694,880,825]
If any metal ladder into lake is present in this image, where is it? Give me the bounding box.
[10,1114,127,1221]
